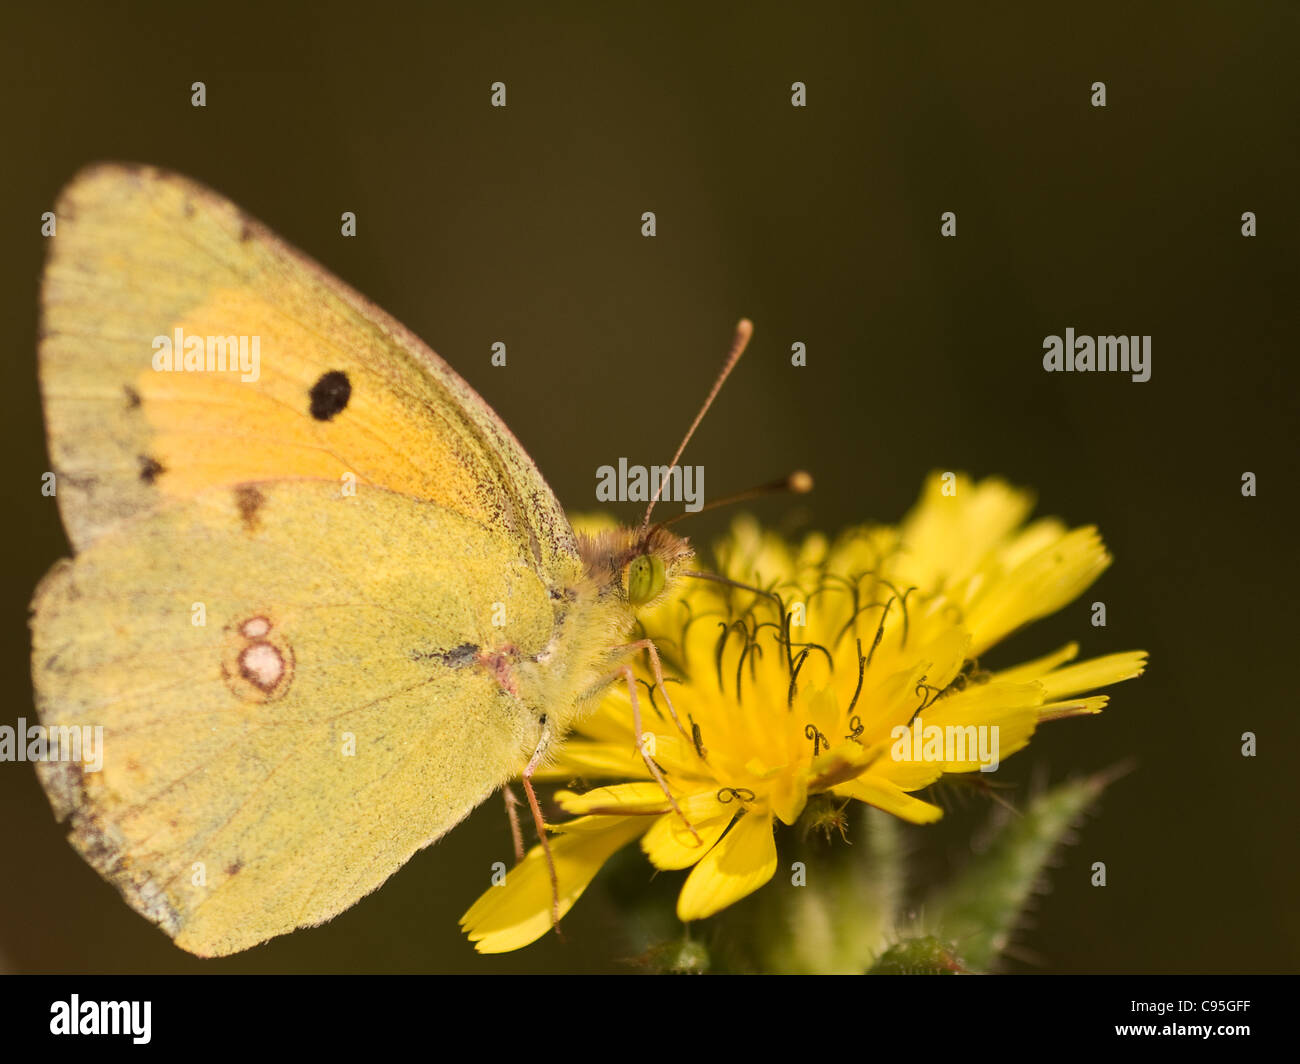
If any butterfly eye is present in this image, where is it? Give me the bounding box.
[625,553,666,605]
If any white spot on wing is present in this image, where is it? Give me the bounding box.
[240,642,284,689]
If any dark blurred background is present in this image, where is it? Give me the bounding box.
[2,2,1296,973]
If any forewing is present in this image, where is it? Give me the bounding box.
[39,163,575,572]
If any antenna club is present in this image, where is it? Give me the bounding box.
[788,471,814,494]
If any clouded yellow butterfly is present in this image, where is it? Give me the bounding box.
[30,164,744,956]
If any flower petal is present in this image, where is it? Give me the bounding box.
[1039,695,1108,721]
[896,473,1035,591]
[964,527,1111,656]
[990,642,1079,684]
[677,809,778,921]
[460,815,648,953]
[917,681,1042,772]
[836,777,944,824]
[1038,650,1148,700]
[538,740,645,781]
[869,756,945,791]
[768,768,809,826]
[556,781,672,815]
[642,807,736,870]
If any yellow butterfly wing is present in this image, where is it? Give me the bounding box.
[40,162,574,573]
[32,481,560,956]
[30,164,638,955]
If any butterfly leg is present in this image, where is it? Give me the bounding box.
[616,662,703,846]
[616,638,692,745]
[502,784,525,865]
[520,717,562,932]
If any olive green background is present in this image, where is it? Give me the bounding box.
[1,2,1296,973]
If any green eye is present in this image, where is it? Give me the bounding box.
[626,553,666,605]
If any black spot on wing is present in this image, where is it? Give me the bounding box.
[309,371,351,421]
[123,385,141,409]
[138,455,164,483]
[411,643,480,668]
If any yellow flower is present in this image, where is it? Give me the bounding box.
[462,473,1147,952]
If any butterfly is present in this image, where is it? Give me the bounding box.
[30,164,753,956]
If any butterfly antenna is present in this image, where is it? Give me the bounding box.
[642,318,753,533]
[659,470,813,527]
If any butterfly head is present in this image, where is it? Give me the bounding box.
[578,523,693,611]
[578,319,757,611]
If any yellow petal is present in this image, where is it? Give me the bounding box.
[1038,650,1148,700]
[641,788,736,870]
[538,740,645,781]
[912,680,1041,771]
[639,732,703,777]
[836,777,944,824]
[965,527,1111,656]
[676,810,778,921]
[990,642,1079,684]
[642,809,736,870]
[896,473,1035,592]
[461,816,648,953]
[556,781,672,815]
[869,756,945,791]
[1039,695,1108,721]
[768,767,810,826]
